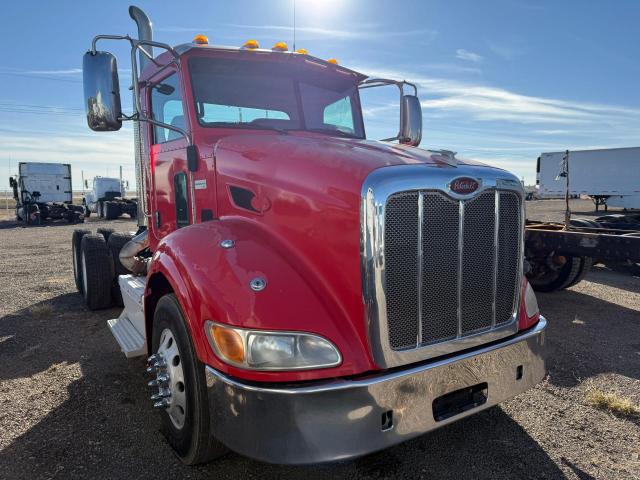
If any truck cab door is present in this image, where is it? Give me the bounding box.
[146,70,192,241]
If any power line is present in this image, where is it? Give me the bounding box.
[0,71,82,84]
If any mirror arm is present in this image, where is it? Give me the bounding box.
[358,77,420,144]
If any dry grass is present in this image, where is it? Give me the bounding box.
[586,389,640,417]
[29,303,54,318]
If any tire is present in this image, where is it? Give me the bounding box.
[108,232,134,307]
[105,201,120,220]
[97,227,115,243]
[151,294,227,465]
[98,201,104,219]
[528,255,582,292]
[84,206,91,218]
[108,232,134,276]
[564,257,593,289]
[80,234,114,310]
[570,219,593,228]
[72,229,91,293]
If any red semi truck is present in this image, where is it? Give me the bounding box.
[74,6,546,465]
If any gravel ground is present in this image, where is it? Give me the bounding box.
[0,200,638,479]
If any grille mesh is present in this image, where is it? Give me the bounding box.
[421,193,459,343]
[384,189,521,351]
[496,192,521,325]
[384,192,419,350]
[461,192,496,334]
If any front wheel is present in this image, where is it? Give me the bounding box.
[149,294,227,465]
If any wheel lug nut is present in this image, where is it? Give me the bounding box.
[148,374,169,388]
[151,391,171,401]
[153,399,170,409]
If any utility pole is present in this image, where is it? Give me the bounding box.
[81,170,85,195]
[120,165,124,196]
[563,150,571,229]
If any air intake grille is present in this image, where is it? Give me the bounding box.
[384,189,521,351]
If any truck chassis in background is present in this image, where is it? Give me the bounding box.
[9,163,84,225]
[525,214,640,292]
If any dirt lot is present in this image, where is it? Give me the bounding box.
[0,199,638,479]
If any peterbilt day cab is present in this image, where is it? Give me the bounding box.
[75,5,546,465]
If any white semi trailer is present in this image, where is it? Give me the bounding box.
[536,147,640,210]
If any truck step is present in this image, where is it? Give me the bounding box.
[107,315,146,358]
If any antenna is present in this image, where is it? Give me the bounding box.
[293,0,296,51]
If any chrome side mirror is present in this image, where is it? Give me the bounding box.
[83,51,122,131]
[399,95,422,146]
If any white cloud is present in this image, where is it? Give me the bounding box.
[456,49,483,63]
[487,41,525,60]
[23,68,82,75]
[223,23,437,41]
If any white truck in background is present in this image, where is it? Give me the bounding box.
[536,147,640,211]
[9,162,84,224]
[83,176,137,220]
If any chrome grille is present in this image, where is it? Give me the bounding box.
[384,189,522,351]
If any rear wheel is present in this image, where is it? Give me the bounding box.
[97,227,115,243]
[564,257,593,289]
[98,201,104,219]
[107,232,134,306]
[81,234,114,310]
[105,201,120,220]
[72,229,91,293]
[528,255,584,292]
[150,294,227,465]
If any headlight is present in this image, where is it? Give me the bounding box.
[205,321,341,370]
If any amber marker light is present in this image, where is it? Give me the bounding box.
[327,58,338,64]
[243,39,260,50]
[272,41,289,52]
[210,324,245,364]
[193,34,209,45]
[296,48,308,55]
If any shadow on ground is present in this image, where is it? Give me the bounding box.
[0,294,569,479]
[537,279,640,389]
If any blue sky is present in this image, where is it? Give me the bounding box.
[1,0,639,188]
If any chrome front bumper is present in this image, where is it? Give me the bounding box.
[205,316,547,465]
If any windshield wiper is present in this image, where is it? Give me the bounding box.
[303,128,360,139]
[201,121,289,135]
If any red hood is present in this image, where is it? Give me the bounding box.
[194,131,504,374]
[214,132,490,176]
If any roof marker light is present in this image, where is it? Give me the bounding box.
[296,48,308,55]
[243,39,260,50]
[272,41,289,52]
[193,34,209,45]
[327,58,338,64]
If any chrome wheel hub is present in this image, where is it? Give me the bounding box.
[147,328,186,429]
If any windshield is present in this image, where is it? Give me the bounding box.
[188,56,365,138]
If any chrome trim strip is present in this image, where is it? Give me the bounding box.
[416,192,424,346]
[457,200,464,338]
[492,189,500,327]
[361,164,526,369]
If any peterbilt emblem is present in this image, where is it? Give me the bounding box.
[449,177,479,195]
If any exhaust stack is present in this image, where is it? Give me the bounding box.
[129,6,153,70]
[129,5,152,226]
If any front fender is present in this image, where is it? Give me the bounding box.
[147,218,378,382]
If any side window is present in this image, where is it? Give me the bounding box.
[150,73,184,144]
[174,172,189,227]
[323,97,355,133]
